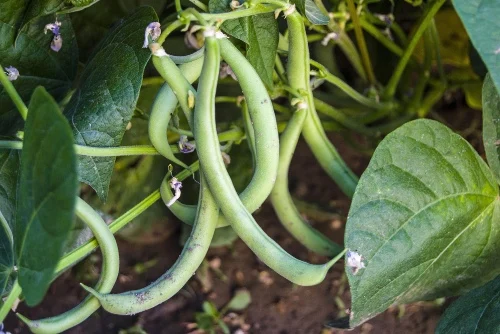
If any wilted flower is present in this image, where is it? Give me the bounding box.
[166,177,182,207]
[4,66,19,81]
[220,62,238,81]
[321,32,339,46]
[178,135,196,153]
[346,250,365,275]
[143,22,161,48]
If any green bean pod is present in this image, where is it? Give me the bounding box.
[17,198,119,334]
[287,13,359,198]
[82,174,219,315]
[270,105,343,256]
[152,54,197,128]
[195,35,340,286]
[161,38,279,228]
[149,57,203,168]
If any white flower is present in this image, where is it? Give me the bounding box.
[346,250,365,275]
[321,32,339,46]
[143,22,161,48]
[4,66,19,81]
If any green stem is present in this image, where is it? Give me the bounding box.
[158,20,184,45]
[183,4,278,23]
[429,19,446,83]
[56,162,199,274]
[0,279,21,323]
[359,19,404,57]
[189,0,208,11]
[310,60,395,110]
[0,141,160,156]
[142,77,164,86]
[346,0,376,85]
[0,64,28,120]
[383,0,446,99]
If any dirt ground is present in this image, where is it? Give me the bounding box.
[4,101,480,334]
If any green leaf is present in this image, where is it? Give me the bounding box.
[436,275,500,334]
[0,9,78,135]
[482,73,500,184]
[292,0,329,25]
[225,289,252,311]
[208,0,278,87]
[0,150,19,296]
[64,6,157,201]
[453,0,500,93]
[345,119,500,328]
[15,87,78,306]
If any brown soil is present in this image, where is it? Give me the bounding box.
[5,103,480,334]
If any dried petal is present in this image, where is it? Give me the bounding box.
[166,178,182,207]
[44,20,61,35]
[51,34,62,52]
[346,250,365,275]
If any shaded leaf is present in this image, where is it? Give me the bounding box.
[482,73,500,184]
[345,119,500,327]
[0,150,19,296]
[208,0,278,87]
[64,6,157,201]
[0,7,77,134]
[436,275,500,334]
[15,87,77,306]
[453,0,500,93]
[225,289,251,311]
[292,0,329,25]
[71,0,167,62]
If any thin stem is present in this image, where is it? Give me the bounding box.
[383,0,446,99]
[142,77,165,86]
[429,19,446,83]
[0,64,28,120]
[346,0,376,85]
[310,60,395,110]
[0,279,21,323]
[182,4,278,23]
[359,19,404,57]
[189,0,208,12]
[0,141,160,156]
[175,0,182,12]
[158,20,184,45]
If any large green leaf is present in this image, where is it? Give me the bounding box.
[453,0,500,93]
[64,6,157,201]
[436,275,500,334]
[208,0,278,88]
[71,0,167,62]
[482,73,500,184]
[15,87,78,306]
[345,119,500,327]
[0,150,19,296]
[0,3,77,134]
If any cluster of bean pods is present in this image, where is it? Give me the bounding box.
[17,5,354,332]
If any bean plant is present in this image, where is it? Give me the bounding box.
[0,0,499,332]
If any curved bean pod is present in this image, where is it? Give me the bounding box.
[17,198,119,334]
[270,105,343,256]
[195,35,339,286]
[162,38,280,228]
[82,174,219,315]
[152,55,196,128]
[148,56,203,168]
[169,47,205,64]
[287,13,359,198]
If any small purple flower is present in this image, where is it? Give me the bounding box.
[44,19,62,52]
[143,22,161,48]
[4,66,19,81]
[178,135,196,153]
